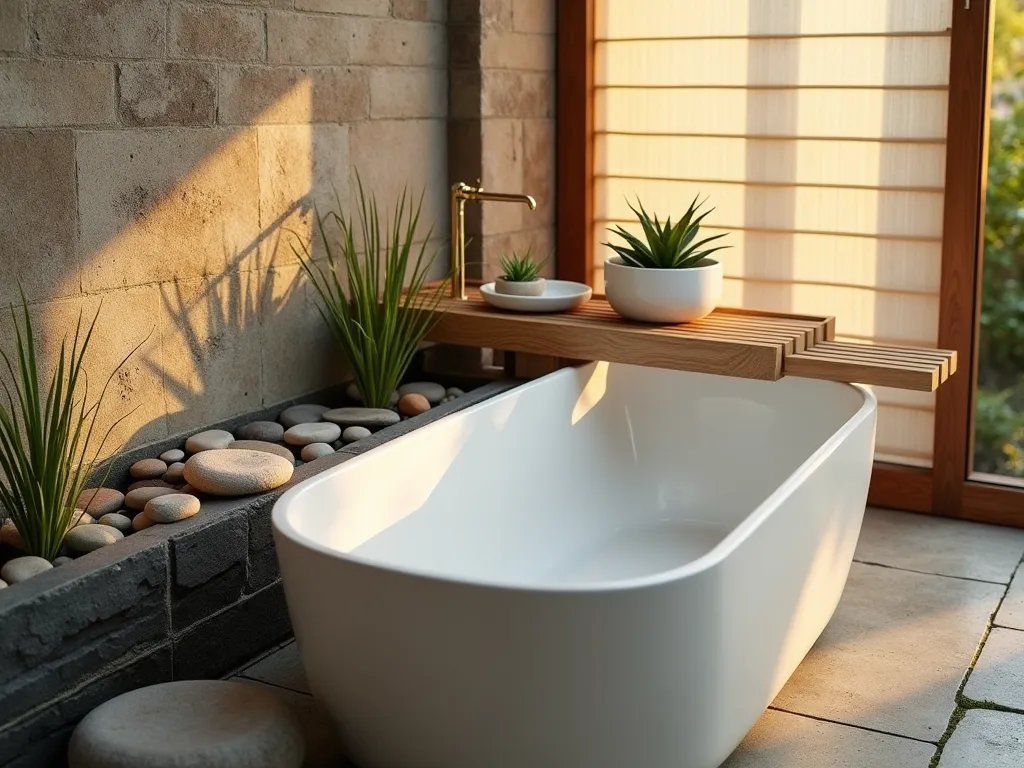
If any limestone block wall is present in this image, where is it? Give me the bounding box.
[0,0,449,458]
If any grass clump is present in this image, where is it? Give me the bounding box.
[498,249,546,282]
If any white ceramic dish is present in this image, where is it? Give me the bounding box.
[273,362,878,768]
[479,279,592,312]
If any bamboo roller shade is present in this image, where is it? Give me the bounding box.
[416,291,956,392]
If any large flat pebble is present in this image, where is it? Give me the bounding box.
[237,421,286,442]
[125,486,178,511]
[145,493,201,524]
[185,429,235,454]
[321,407,399,431]
[129,458,167,480]
[65,525,121,553]
[278,404,329,428]
[284,422,341,446]
[1,556,52,584]
[184,449,293,497]
[76,488,124,517]
[229,440,295,466]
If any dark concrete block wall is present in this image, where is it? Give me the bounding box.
[0,378,519,768]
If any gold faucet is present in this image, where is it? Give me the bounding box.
[450,181,537,300]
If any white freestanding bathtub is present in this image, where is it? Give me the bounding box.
[272,361,877,768]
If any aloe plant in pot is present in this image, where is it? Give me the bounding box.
[495,249,548,297]
[602,195,731,323]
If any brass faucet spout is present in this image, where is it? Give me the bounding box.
[450,182,537,300]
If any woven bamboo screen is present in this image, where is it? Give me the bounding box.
[592,0,953,466]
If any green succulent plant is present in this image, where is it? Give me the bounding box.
[498,249,547,282]
[604,194,730,269]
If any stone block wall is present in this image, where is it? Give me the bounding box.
[0,0,449,458]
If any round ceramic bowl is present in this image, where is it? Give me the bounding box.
[494,277,546,297]
[603,256,723,324]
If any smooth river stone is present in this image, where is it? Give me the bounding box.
[132,512,156,531]
[342,426,370,444]
[185,429,234,454]
[125,486,178,511]
[53,556,73,566]
[183,450,293,497]
[1,556,52,584]
[228,440,295,466]
[283,422,341,446]
[68,511,94,529]
[398,393,431,417]
[159,448,185,463]
[236,421,285,442]
[0,520,23,550]
[163,462,187,484]
[65,524,121,553]
[129,458,167,480]
[446,387,465,398]
[278,404,329,429]
[145,493,201,524]
[300,443,334,462]
[0,579,6,588]
[322,407,400,431]
[77,488,124,517]
[98,513,133,533]
[127,478,175,493]
[398,381,445,404]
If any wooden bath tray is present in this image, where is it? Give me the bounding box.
[410,290,956,392]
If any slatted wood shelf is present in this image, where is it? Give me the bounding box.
[410,290,956,391]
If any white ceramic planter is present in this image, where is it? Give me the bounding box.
[603,256,723,324]
[494,277,546,297]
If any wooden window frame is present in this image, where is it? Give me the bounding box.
[555,0,1024,527]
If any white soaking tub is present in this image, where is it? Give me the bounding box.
[272,361,877,768]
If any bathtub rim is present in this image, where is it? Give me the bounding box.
[272,364,878,594]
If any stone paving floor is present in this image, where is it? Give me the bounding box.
[234,507,1024,767]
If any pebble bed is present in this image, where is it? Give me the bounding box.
[0,381,466,588]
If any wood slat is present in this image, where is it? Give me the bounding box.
[784,340,956,391]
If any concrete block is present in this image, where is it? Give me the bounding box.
[173,581,292,680]
[348,17,446,66]
[0,60,115,127]
[268,10,350,65]
[963,627,1024,709]
[296,0,388,14]
[158,271,264,436]
[480,119,525,235]
[169,2,265,62]
[370,67,447,119]
[0,534,169,726]
[997,562,1024,629]
[512,0,554,34]
[522,117,555,224]
[0,647,172,768]
[170,509,248,630]
[0,130,79,308]
[77,127,261,291]
[481,69,554,118]
[481,29,555,71]
[938,709,1024,768]
[118,61,217,127]
[349,119,448,239]
[393,0,446,21]
[219,66,370,124]
[257,122,349,269]
[33,0,164,58]
[0,0,27,52]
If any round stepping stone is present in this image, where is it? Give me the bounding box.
[278,404,328,429]
[130,458,167,480]
[162,462,186,485]
[0,519,23,550]
[398,393,430,417]
[144,493,201,524]
[159,448,185,463]
[1,556,52,584]
[98,513,132,533]
[229,440,295,466]
[283,422,341,447]
[53,556,74,566]
[127,478,175,492]
[76,488,124,517]
[185,429,234,454]
[125,486,178,511]
[236,421,285,442]
[68,679,304,768]
[183,449,293,497]
[132,512,156,531]
[398,381,445,404]
[65,525,121,553]
[342,426,370,444]
[321,407,400,431]
[300,443,334,461]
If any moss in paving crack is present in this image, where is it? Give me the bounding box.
[957,693,1024,715]
[928,706,967,768]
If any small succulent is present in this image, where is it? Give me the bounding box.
[498,250,547,282]
[604,194,730,269]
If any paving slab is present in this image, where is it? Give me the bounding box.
[722,708,934,767]
[855,508,1024,583]
[995,564,1024,630]
[962,627,1024,709]
[772,562,1002,742]
[938,709,1024,767]
[240,641,310,694]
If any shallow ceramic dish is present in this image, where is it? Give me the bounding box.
[479,280,592,313]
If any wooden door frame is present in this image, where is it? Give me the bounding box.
[556,0,1024,527]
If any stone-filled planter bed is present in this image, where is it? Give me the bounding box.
[0,370,520,768]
